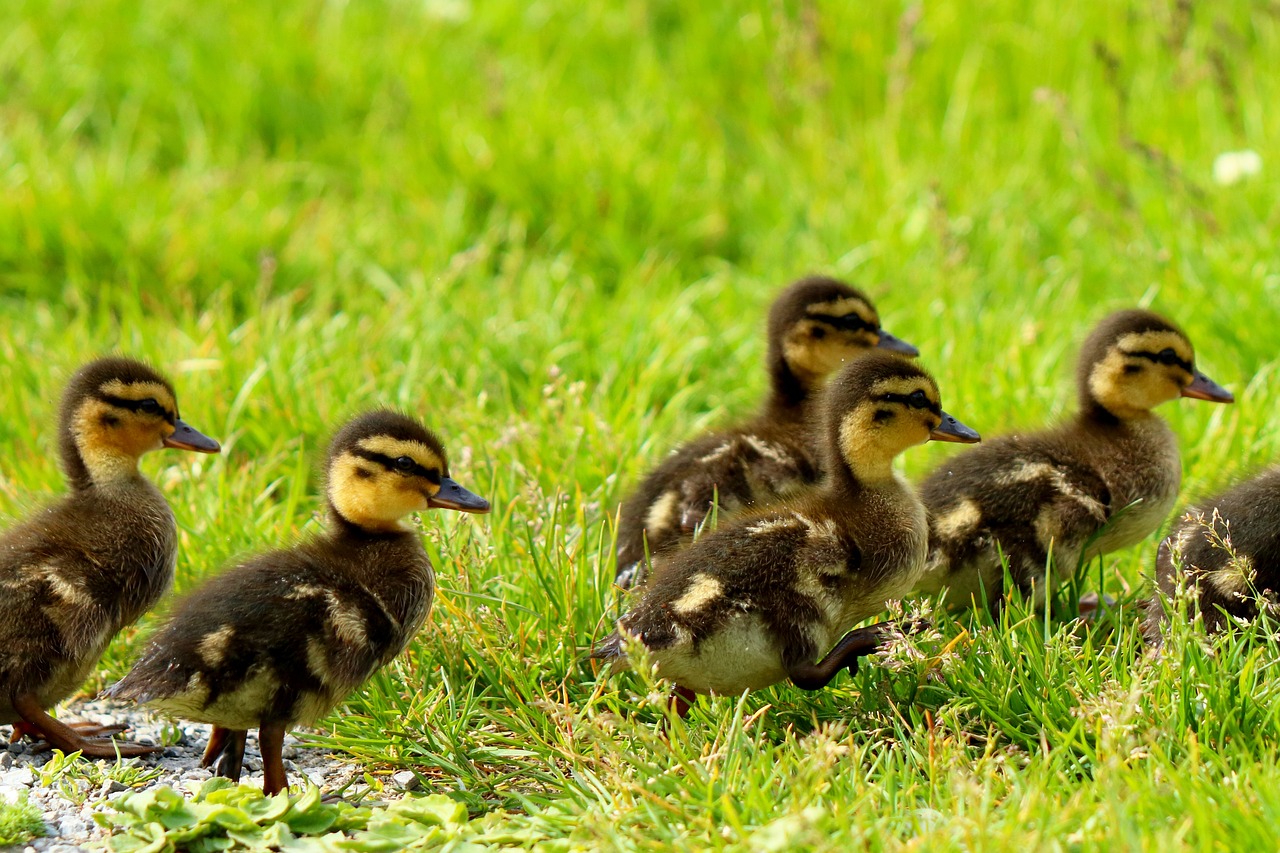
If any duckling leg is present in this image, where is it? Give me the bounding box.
[201,726,229,767]
[10,694,158,757]
[670,686,698,719]
[258,722,289,795]
[10,718,128,744]
[8,720,40,744]
[786,623,898,691]
[204,727,247,781]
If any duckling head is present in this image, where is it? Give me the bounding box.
[1078,309,1234,422]
[822,352,979,483]
[59,356,220,490]
[768,276,918,406]
[325,409,490,533]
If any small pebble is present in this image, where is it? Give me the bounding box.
[0,751,14,769]
[57,818,88,838]
[2,767,36,786]
[392,770,419,791]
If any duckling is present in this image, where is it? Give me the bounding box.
[615,276,918,588]
[1146,467,1280,641]
[914,309,1234,611]
[1,357,219,757]
[107,410,489,795]
[595,353,978,707]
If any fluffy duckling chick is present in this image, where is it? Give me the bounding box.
[595,353,977,708]
[1,357,219,757]
[915,309,1234,610]
[1146,467,1280,642]
[615,276,917,588]
[107,410,489,795]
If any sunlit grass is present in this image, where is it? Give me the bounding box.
[1,0,1278,847]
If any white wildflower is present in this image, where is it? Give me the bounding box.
[1212,150,1262,186]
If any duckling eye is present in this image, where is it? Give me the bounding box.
[138,398,162,414]
[908,390,929,409]
[1157,348,1180,366]
[393,456,416,473]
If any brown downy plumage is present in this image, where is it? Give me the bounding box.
[614,276,918,589]
[107,410,489,795]
[0,357,219,757]
[595,353,977,708]
[1146,467,1280,642]
[914,309,1234,611]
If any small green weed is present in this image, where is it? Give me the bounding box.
[93,777,526,852]
[0,790,46,847]
[38,751,164,806]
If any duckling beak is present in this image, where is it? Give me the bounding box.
[163,419,221,453]
[429,477,491,514]
[875,331,919,357]
[1181,370,1234,403]
[930,412,981,444]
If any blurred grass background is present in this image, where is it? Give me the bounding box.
[1,0,1278,848]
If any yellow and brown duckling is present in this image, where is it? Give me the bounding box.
[595,353,977,710]
[914,309,1234,611]
[107,410,489,795]
[1,357,219,757]
[614,276,918,588]
[1146,467,1280,642]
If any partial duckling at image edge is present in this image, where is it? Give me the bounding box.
[615,276,918,589]
[1146,466,1280,642]
[107,410,490,795]
[915,309,1234,611]
[596,352,978,713]
[0,357,220,757]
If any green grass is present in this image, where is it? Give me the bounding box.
[1,0,1278,848]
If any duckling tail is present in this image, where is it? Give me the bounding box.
[591,631,627,662]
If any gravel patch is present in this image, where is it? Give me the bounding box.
[1,700,388,852]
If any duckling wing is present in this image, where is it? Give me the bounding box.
[921,436,1112,600]
[109,550,421,727]
[1,551,123,718]
[602,510,868,694]
[616,430,816,581]
[611,511,849,654]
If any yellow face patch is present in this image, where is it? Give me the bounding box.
[327,452,432,531]
[783,322,878,387]
[1089,330,1195,417]
[72,399,171,482]
[836,378,940,479]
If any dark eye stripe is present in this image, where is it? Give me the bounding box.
[1124,350,1192,372]
[876,392,941,415]
[812,313,877,334]
[97,393,176,424]
[350,448,442,483]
